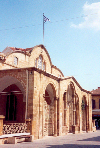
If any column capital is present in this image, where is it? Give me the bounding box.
[0,115,5,119]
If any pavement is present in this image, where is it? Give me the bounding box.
[1,130,100,148]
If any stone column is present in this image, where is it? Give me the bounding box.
[92,119,95,127]
[88,94,93,132]
[64,92,67,126]
[86,105,89,132]
[25,118,31,133]
[73,94,76,126]
[0,115,5,135]
[72,94,76,134]
[76,103,79,126]
[54,97,58,136]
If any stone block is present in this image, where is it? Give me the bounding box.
[8,137,17,144]
[25,135,34,142]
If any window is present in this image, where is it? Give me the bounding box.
[38,55,42,69]
[6,95,17,121]
[92,99,95,109]
[99,99,100,109]
[14,57,18,65]
[35,55,46,70]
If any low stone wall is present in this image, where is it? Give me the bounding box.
[3,123,27,134]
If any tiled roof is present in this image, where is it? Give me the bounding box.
[2,47,33,56]
[91,87,100,95]
[9,47,32,52]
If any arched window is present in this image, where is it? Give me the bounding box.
[38,55,42,69]
[14,57,18,65]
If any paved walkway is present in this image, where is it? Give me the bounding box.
[1,130,100,148]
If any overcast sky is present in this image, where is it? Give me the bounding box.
[0,0,100,91]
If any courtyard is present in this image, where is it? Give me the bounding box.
[0,130,100,148]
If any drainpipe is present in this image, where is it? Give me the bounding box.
[26,69,29,119]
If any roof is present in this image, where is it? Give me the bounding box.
[10,47,32,52]
[91,87,100,95]
[2,47,32,56]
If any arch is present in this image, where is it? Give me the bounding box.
[44,83,57,136]
[44,81,57,97]
[0,76,26,123]
[2,84,25,123]
[29,45,52,73]
[67,82,76,133]
[67,82,75,103]
[35,45,52,67]
[0,76,25,101]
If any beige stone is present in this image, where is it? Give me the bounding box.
[0,44,93,141]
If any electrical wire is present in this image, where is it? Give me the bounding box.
[0,13,98,32]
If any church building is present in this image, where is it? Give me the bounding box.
[0,44,93,139]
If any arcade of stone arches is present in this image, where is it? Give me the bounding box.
[0,74,92,138]
[43,82,89,136]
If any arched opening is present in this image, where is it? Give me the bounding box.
[62,92,68,135]
[0,76,26,124]
[44,83,56,136]
[0,84,25,123]
[82,96,87,131]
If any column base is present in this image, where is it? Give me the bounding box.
[54,134,57,137]
[92,126,96,132]
[72,125,80,134]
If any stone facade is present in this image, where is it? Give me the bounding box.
[0,44,93,139]
[91,87,100,129]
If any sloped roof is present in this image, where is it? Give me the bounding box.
[2,46,32,56]
[91,87,100,95]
